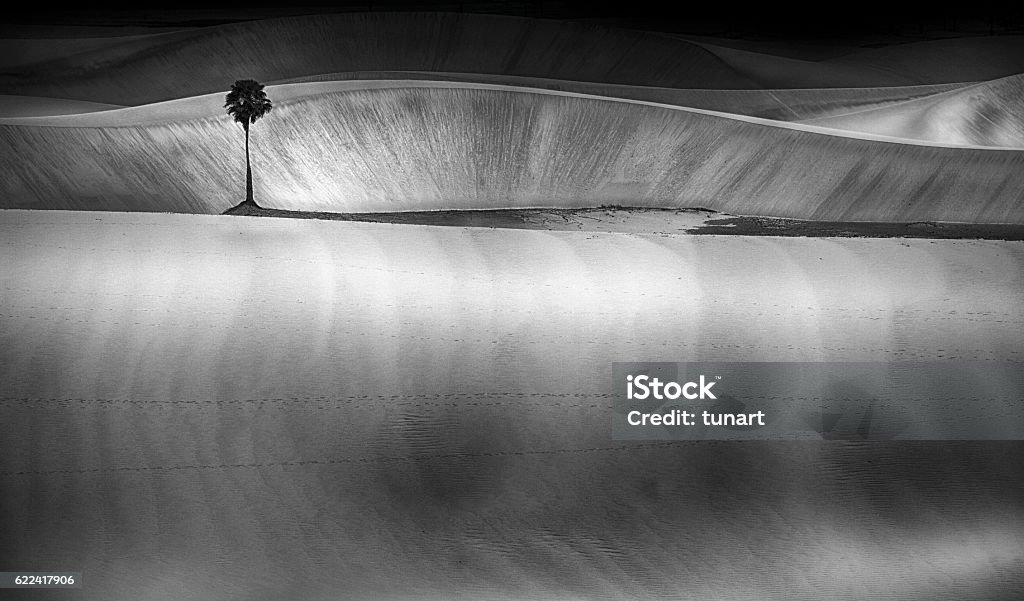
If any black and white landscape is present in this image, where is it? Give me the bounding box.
[1,3,1023,599]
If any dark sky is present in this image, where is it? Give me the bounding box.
[5,0,1023,40]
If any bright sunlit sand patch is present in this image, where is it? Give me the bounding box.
[1,209,1020,399]
[802,74,1024,147]
[3,83,1023,220]
[1,210,1022,599]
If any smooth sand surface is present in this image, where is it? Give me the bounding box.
[673,34,864,61]
[269,71,972,121]
[3,12,1022,223]
[802,75,1024,148]
[0,12,755,105]
[829,36,1024,84]
[686,41,918,89]
[3,71,969,123]
[1,210,1022,600]
[697,35,1024,88]
[3,83,1023,221]
[0,94,124,118]
[1,80,981,131]
[0,32,182,69]
[5,13,1023,106]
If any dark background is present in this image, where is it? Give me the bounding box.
[3,1,1023,41]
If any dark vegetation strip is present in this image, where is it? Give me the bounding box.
[694,216,1024,240]
[223,202,1024,240]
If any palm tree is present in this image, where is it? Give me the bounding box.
[224,79,273,206]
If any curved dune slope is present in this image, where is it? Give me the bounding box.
[691,41,922,89]
[802,74,1024,148]
[0,32,182,69]
[270,71,972,121]
[0,94,123,117]
[0,12,756,105]
[5,14,1019,108]
[830,36,1024,84]
[2,83,1022,222]
[0,71,970,122]
[0,80,975,127]
[2,211,1023,600]
[697,35,1024,88]
[674,34,864,61]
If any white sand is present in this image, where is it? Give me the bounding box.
[3,210,1019,399]
[270,70,972,121]
[1,210,1022,599]
[3,80,1009,150]
[801,74,1024,148]
[3,83,1023,221]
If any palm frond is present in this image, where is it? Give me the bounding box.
[224,79,273,125]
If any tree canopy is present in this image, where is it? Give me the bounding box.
[224,79,273,127]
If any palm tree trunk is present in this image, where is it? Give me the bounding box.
[244,122,254,204]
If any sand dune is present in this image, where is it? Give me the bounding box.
[830,36,1024,84]
[7,13,1021,108]
[695,35,1024,88]
[4,12,1022,600]
[1,72,970,123]
[674,34,864,61]
[1,210,1022,600]
[269,71,972,121]
[2,83,1022,222]
[2,13,1021,223]
[0,12,756,105]
[0,31,183,69]
[0,94,123,117]
[802,74,1024,148]
[689,41,924,89]
[0,80,982,133]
